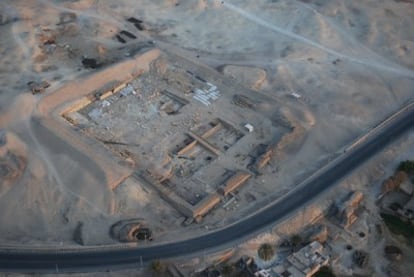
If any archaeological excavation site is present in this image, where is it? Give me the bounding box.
[2,1,414,274]
[57,49,297,226]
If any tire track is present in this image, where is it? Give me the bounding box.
[220,1,414,78]
[295,1,395,68]
[10,22,32,72]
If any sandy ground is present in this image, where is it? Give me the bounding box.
[0,0,413,263]
[213,129,414,277]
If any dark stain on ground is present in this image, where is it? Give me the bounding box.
[82,58,101,69]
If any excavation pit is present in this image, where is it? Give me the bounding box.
[60,50,288,221]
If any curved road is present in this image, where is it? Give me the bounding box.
[1,104,414,273]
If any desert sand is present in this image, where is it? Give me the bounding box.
[0,0,413,259]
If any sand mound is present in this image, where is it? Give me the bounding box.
[0,131,27,156]
[281,105,316,130]
[110,218,149,242]
[0,151,27,196]
[223,65,267,90]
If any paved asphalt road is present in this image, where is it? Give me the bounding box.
[1,105,414,273]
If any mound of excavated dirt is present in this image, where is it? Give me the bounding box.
[281,104,316,130]
[222,65,267,90]
[0,131,28,196]
[110,218,152,242]
[0,151,27,195]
